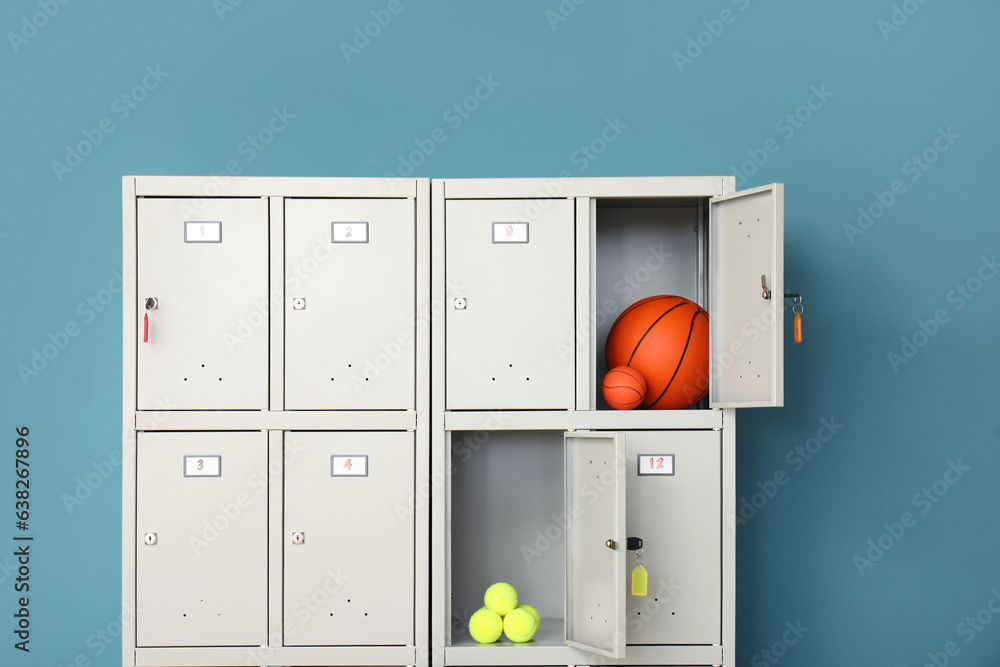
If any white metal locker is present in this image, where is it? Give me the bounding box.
[284,198,416,410]
[135,431,268,647]
[710,183,785,408]
[445,198,576,410]
[283,431,415,646]
[136,197,269,410]
[624,430,721,645]
[564,431,627,660]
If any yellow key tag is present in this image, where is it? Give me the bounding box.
[631,564,648,596]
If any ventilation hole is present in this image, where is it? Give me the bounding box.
[364,612,369,617]
[365,377,369,382]
[508,364,513,367]
[654,598,659,602]
[492,378,496,381]
[183,378,188,381]
[182,614,187,617]
[218,377,223,381]
[201,364,205,367]
[526,377,530,381]
[330,613,334,616]
[347,599,351,603]
[331,378,335,381]
[348,364,352,367]
[672,612,676,616]
[637,612,641,616]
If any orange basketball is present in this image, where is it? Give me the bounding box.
[605,296,709,410]
[601,366,647,410]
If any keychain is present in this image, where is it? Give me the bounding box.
[793,295,803,343]
[631,548,648,596]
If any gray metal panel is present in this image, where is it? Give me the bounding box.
[449,431,566,625]
[135,645,417,666]
[269,197,285,411]
[122,177,138,667]
[623,430,721,644]
[443,408,722,432]
[594,203,703,410]
[136,431,268,646]
[445,198,576,410]
[283,431,414,646]
[136,197,269,410]
[135,410,417,431]
[284,198,416,410]
[564,431,626,659]
[709,183,784,408]
[134,175,418,199]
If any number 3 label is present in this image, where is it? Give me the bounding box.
[184,455,222,477]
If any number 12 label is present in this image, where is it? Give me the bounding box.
[637,454,674,476]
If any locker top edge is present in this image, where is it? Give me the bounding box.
[128,176,424,199]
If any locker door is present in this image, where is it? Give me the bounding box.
[136,431,267,647]
[284,199,416,410]
[624,431,721,644]
[564,431,626,659]
[709,183,784,407]
[446,198,575,410]
[136,198,269,410]
[284,431,414,646]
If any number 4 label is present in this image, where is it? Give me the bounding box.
[638,454,674,476]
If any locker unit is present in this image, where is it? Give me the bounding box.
[123,177,430,667]
[431,177,784,667]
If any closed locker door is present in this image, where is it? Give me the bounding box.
[284,431,414,646]
[136,198,269,410]
[624,430,721,644]
[284,198,416,410]
[446,198,575,410]
[136,431,268,647]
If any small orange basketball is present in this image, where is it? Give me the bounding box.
[605,295,709,410]
[601,366,647,410]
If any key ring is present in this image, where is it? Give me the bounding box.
[792,295,803,315]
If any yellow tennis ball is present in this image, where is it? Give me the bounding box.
[468,607,503,644]
[517,604,541,629]
[503,607,538,643]
[484,582,518,616]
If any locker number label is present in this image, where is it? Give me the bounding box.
[331,455,368,477]
[184,221,222,243]
[184,455,222,477]
[332,222,369,243]
[637,454,674,476]
[492,222,528,244]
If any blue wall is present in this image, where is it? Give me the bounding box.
[2,1,998,665]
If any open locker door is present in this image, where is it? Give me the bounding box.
[709,183,784,408]
[564,431,626,659]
